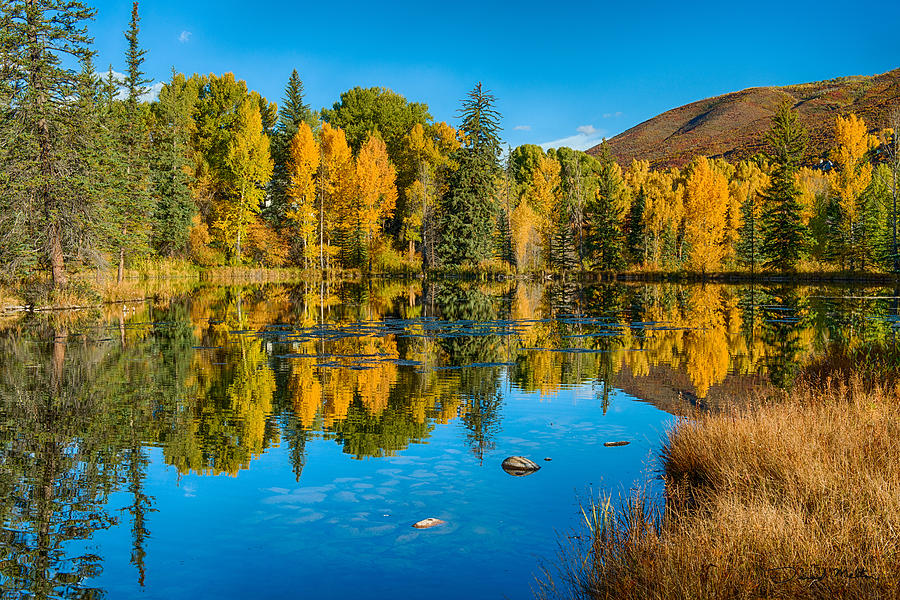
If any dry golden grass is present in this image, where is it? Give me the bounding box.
[543,351,900,600]
[0,284,25,310]
[202,266,316,283]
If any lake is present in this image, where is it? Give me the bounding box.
[1,281,898,599]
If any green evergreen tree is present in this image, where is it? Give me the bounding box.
[583,143,625,270]
[736,189,761,273]
[436,83,502,266]
[496,150,515,266]
[858,167,891,270]
[760,102,808,271]
[269,69,316,221]
[0,0,99,287]
[626,184,646,265]
[112,1,153,281]
[149,73,198,257]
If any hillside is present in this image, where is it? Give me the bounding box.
[591,68,900,168]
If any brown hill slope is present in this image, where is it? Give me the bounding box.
[590,69,900,168]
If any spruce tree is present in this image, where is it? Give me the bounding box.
[436,83,502,266]
[113,1,153,281]
[736,189,761,273]
[584,143,625,270]
[270,70,316,220]
[626,184,646,265]
[760,102,808,271]
[0,0,99,287]
[149,73,197,257]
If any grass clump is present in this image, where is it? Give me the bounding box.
[544,345,900,600]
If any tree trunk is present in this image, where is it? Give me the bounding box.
[27,2,67,289]
[319,181,325,272]
[118,225,127,284]
[49,224,67,287]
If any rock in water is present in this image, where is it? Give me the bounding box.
[501,456,541,476]
[412,518,445,529]
[604,441,630,447]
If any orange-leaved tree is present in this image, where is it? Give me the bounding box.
[320,121,356,269]
[355,134,398,268]
[285,121,320,268]
[683,156,729,273]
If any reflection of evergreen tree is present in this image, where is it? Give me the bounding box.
[434,285,507,461]
[0,327,121,598]
[460,370,504,462]
[761,287,808,388]
[434,284,505,365]
[737,284,763,339]
[819,287,892,347]
[126,447,152,587]
[331,392,433,459]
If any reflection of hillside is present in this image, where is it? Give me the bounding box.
[615,364,774,416]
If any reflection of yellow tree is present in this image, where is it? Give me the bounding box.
[226,335,276,466]
[684,329,730,398]
[166,289,280,476]
[681,286,729,398]
[288,349,322,428]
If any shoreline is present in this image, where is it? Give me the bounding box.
[2,266,900,314]
[541,345,900,600]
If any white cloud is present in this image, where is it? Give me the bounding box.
[540,125,607,151]
[513,125,531,131]
[603,111,624,119]
[144,81,164,102]
[179,30,192,43]
[97,70,163,102]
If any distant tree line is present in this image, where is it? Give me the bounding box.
[2,0,899,291]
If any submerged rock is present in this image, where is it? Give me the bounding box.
[604,441,630,447]
[412,518,445,529]
[501,456,541,476]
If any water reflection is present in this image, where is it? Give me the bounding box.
[0,281,898,597]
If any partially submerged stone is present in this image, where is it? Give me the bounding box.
[501,456,541,476]
[412,517,445,529]
[604,441,630,447]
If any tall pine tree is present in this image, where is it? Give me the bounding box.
[437,83,502,266]
[150,73,198,257]
[269,69,316,221]
[113,1,153,282]
[584,143,625,271]
[760,102,808,271]
[0,0,99,287]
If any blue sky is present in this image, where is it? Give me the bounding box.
[90,0,899,151]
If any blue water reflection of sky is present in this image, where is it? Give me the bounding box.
[88,379,674,599]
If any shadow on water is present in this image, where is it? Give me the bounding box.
[0,280,898,597]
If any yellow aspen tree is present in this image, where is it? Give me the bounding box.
[401,122,460,265]
[285,122,320,268]
[796,166,829,259]
[528,154,561,264]
[641,168,683,268]
[320,122,357,267]
[710,159,740,263]
[510,201,542,271]
[829,113,876,267]
[356,134,398,261]
[795,166,823,226]
[624,159,651,191]
[216,99,273,264]
[683,156,729,272]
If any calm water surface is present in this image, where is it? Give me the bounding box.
[2,281,898,599]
